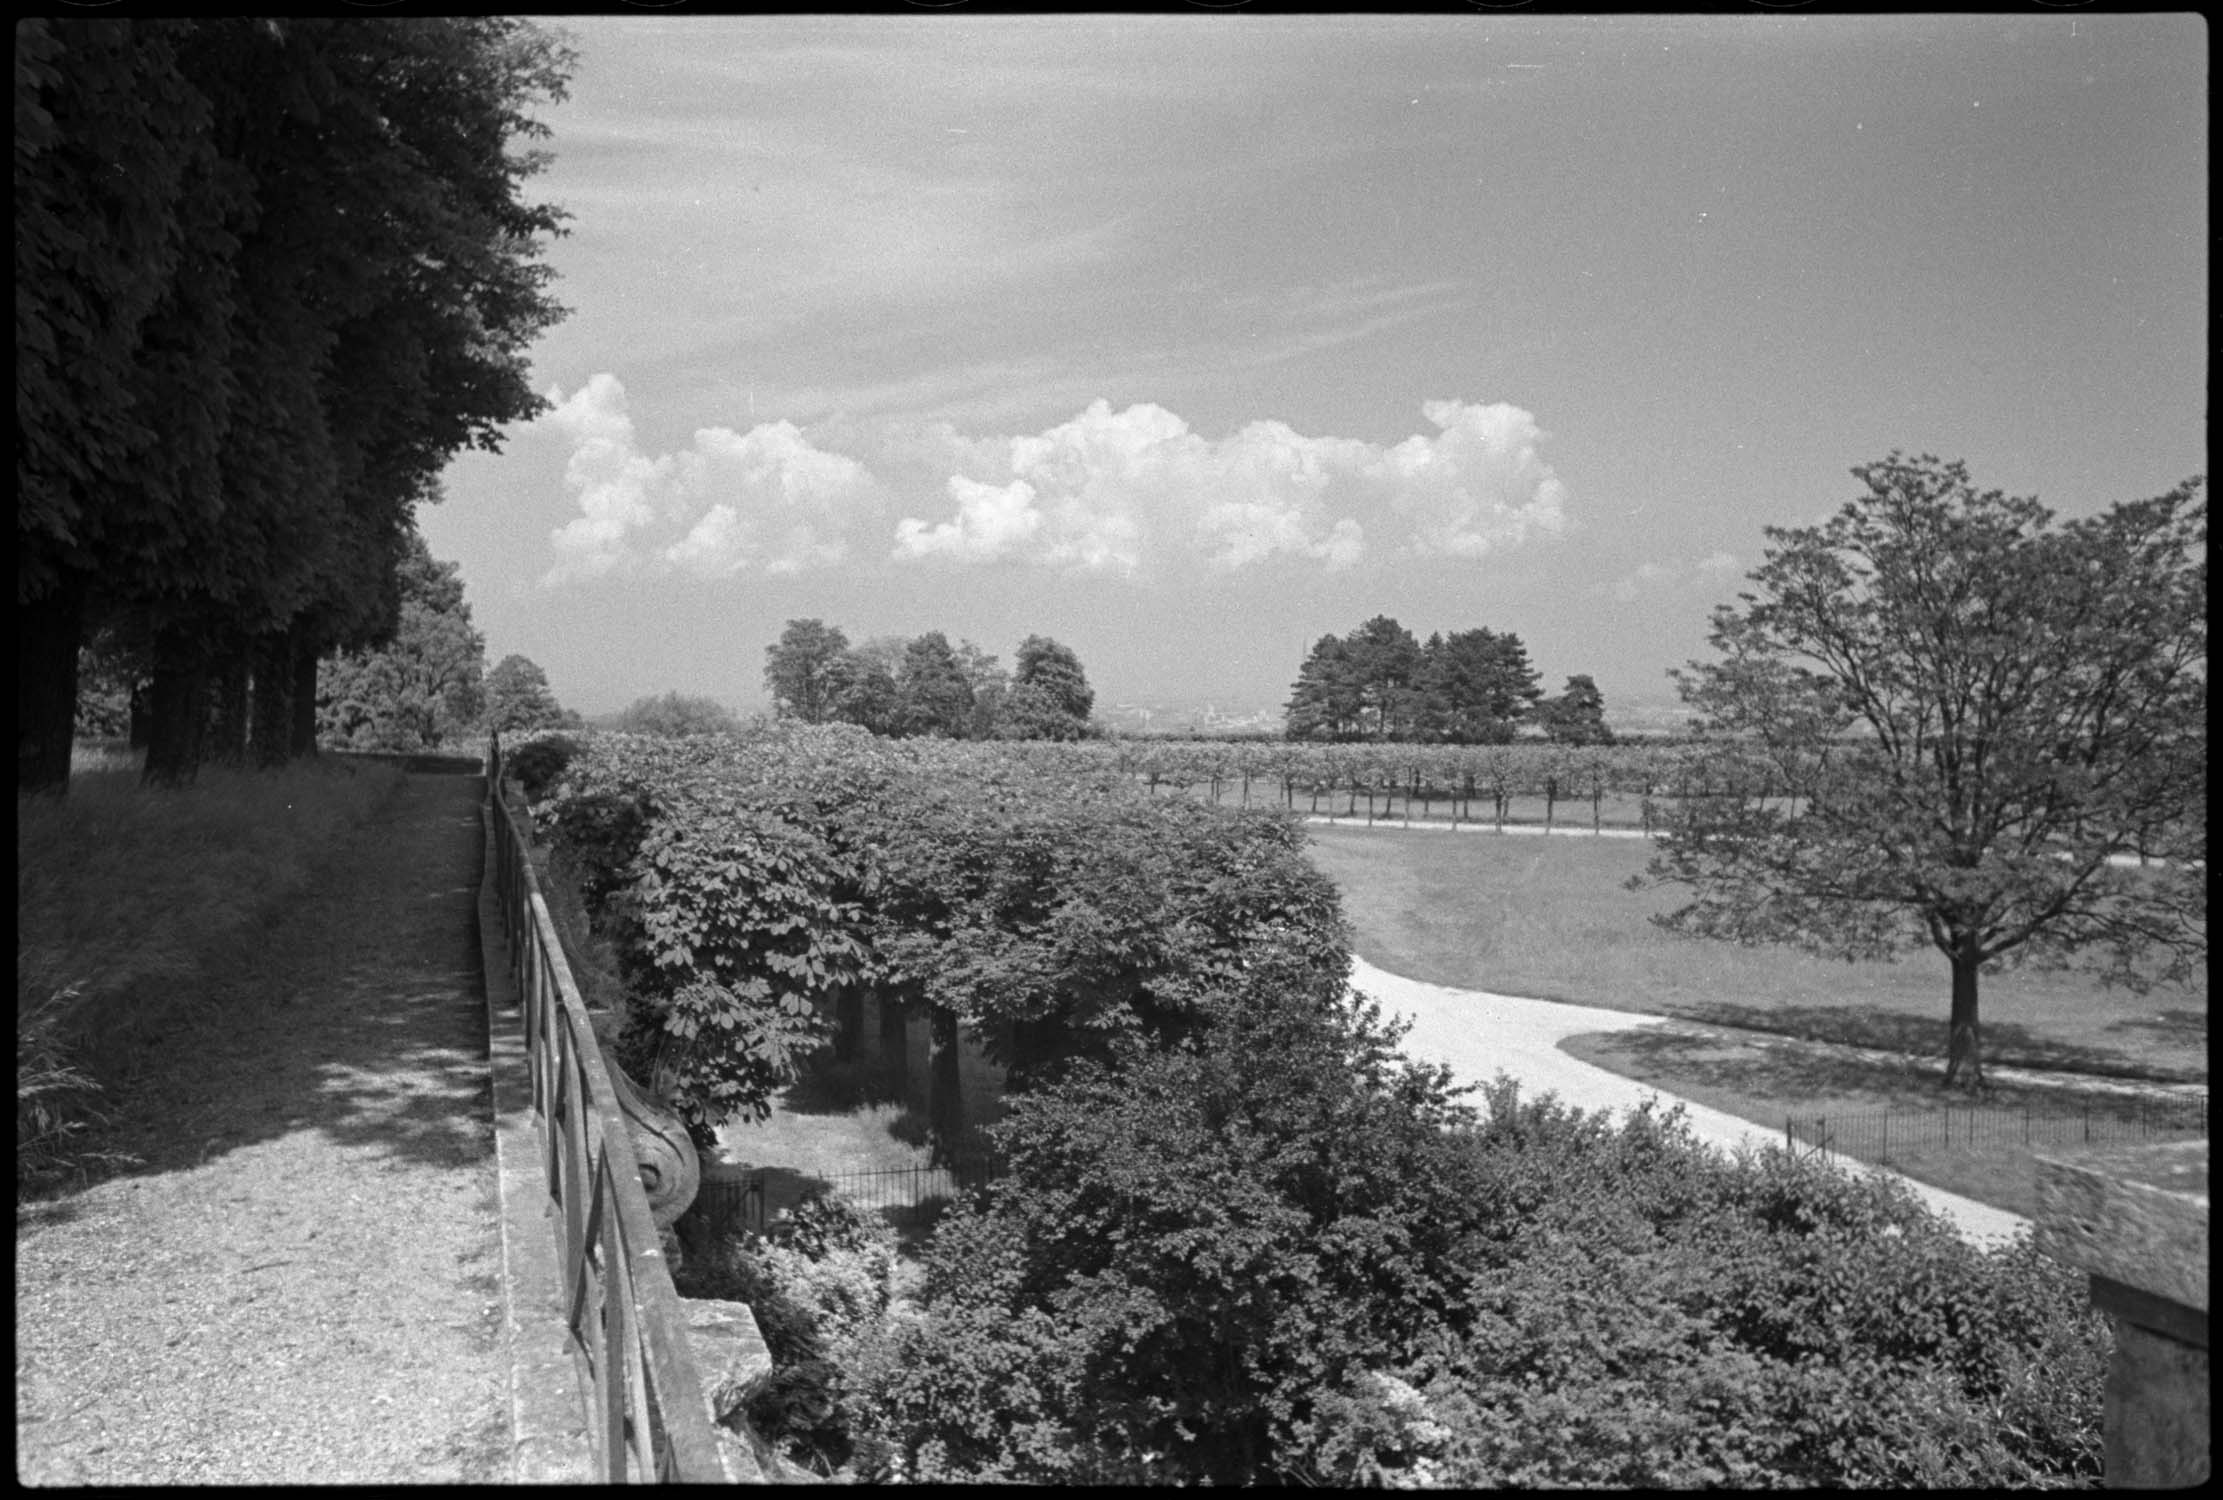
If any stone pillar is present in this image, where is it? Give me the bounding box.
[2035,1139,2208,1489]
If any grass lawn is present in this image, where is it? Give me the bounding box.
[1559,1023,2207,1221]
[1307,824,2207,1220]
[1305,825,2207,1083]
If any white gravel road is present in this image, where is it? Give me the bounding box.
[1350,955,2031,1246]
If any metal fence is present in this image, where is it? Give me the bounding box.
[486,734,727,1484]
[822,1156,1002,1216]
[1786,1093,2208,1166]
[689,1155,1003,1241]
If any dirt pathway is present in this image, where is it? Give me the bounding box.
[15,770,510,1485]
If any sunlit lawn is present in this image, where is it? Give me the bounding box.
[1305,825,2207,1083]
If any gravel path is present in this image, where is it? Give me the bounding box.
[15,771,510,1485]
[1351,955,2032,1245]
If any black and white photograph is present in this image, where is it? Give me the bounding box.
[18,7,2206,1486]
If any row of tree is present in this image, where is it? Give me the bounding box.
[73,532,580,756]
[763,619,1097,741]
[18,17,574,791]
[1284,616,1611,744]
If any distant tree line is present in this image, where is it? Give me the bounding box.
[18,16,574,790]
[1284,615,1612,745]
[764,619,1098,741]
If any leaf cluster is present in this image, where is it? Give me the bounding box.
[854,1054,2108,1487]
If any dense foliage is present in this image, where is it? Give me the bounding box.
[1286,614,1571,743]
[764,618,1098,740]
[481,654,578,736]
[520,724,2115,1488]
[18,17,571,790]
[843,1065,2107,1486]
[1646,454,2208,1087]
[522,725,1346,1135]
[315,533,486,752]
[611,691,742,738]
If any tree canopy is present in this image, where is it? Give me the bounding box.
[1538,674,1614,746]
[315,532,486,752]
[1286,618,1547,743]
[764,618,851,725]
[482,654,576,736]
[614,691,742,738]
[1643,453,2207,1088]
[785,623,1097,741]
[16,17,572,790]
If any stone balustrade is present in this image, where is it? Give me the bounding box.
[2034,1138,2208,1488]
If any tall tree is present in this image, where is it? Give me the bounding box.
[315,532,486,751]
[764,618,851,724]
[1417,628,1543,744]
[1001,634,1096,740]
[953,639,1010,740]
[15,17,572,791]
[896,631,976,739]
[1343,615,1423,739]
[1538,673,1615,745]
[482,653,572,736]
[824,648,902,736]
[1643,454,2207,1089]
[1284,635,1364,741]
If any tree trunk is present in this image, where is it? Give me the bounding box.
[251,628,296,768]
[142,626,212,788]
[1941,941,1984,1090]
[18,577,87,794]
[834,984,864,1062]
[288,633,320,757]
[878,991,910,1097]
[927,1003,963,1155]
[128,681,153,750]
[206,642,249,767]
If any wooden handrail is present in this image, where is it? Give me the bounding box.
[484,734,728,1483]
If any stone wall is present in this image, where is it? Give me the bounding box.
[2034,1138,2208,1488]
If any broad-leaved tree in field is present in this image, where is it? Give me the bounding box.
[1643,454,2206,1087]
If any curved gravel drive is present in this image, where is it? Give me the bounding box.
[15,770,511,1485]
[1350,954,2030,1245]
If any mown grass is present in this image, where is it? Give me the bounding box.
[1310,824,2206,1219]
[17,751,406,1187]
[1305,825,2207,1083]
[1560,1024,2206,1221]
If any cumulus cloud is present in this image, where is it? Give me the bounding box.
[892,476,1045,562]
[892,397,1565,575]
[1373,401,1570,558]
[539,377,1571,584]
[540,376,876,583]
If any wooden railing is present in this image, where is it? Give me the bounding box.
[484,734,728,1483]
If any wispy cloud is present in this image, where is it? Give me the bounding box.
[538,375,1569,583]
[1608,549,1742,603]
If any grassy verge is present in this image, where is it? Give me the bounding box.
[17,751,407,1188]
[1560,1023,2206,1221]
[1305,825,2207,1084]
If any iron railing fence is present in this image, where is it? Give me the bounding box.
[689,1155,1004,1242]
[486,734,727,1484]
[820,1155,1003,1216]
[1786,1093,2207,1167]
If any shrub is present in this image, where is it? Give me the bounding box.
[674,1191,901,1476]
[502,733,579,802]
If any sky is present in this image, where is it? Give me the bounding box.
[422,10,2209,722]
